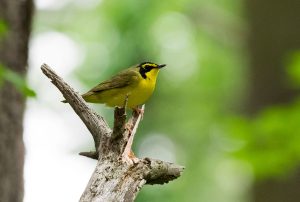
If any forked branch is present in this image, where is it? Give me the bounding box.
[41,63,184,202]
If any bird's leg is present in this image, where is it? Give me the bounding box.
[123,94,133,132]
[132,106,144,115]
[125,105,144,131]
[123,94,129,108]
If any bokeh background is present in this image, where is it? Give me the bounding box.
[18,0,300,201]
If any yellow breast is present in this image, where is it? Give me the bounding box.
[126,75,156,108]
[101,68,159,108]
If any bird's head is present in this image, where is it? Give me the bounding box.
[138,62,166,79]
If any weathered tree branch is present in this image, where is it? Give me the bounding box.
[41,63,184,202]
[41,64,111,151]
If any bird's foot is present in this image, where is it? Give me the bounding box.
[132,107,144,119]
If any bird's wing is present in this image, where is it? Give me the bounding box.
[85,68,139,94]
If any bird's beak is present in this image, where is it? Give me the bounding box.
[158,64,166,69]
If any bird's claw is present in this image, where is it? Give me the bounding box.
[132,107,144,119]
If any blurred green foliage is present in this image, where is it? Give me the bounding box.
[222,49,300,180]
[225,99,300,179]
[0,64,36,97]
[34,0,299,201]
[0,19,8,38]
[286,51,300,87]
[0,18,35,97]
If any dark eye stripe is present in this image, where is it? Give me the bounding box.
[139,65,153,79]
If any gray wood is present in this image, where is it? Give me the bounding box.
[41,64,184,202]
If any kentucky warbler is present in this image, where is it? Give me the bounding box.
[64,62,166,109]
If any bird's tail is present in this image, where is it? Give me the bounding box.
[61,94,88,103]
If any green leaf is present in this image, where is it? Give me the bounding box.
[0,64,36,97]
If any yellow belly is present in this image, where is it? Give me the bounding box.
[84,78,156,108]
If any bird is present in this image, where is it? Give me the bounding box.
[63,62,166,111]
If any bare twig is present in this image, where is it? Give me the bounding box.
[79,151,98,160]
[122,105,145,161]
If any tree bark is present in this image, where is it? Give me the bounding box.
[41,64,184,202]
[245,0,300,115]
[0,0,33,202]
[245,0,300,201]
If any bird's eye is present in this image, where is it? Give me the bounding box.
[144,65,153,72]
